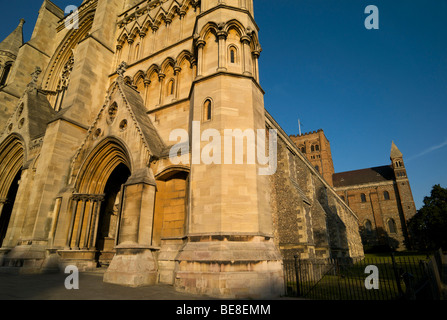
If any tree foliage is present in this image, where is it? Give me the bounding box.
[408,184,447,251]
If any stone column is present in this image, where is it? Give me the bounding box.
[74,195,88,250]
[196,40,206,77]
[151,26,158,54]
[158,72,165,106]
[88,196,104,249]
[65,196,80,249]
[173,65,181,101]
[143,77,151,105]
[217,30,228,72]
[165,19,172,48]
[241,35,252,76]
[127,38,134,62]
[82,197,95,250]
[104,172,159,287]
[252,50,260,81]
[139,31,146,58]
[190,57,197,80]
[179,10,186,39]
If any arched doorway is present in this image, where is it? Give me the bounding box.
[0,170,21,248]
[64,138,132,269]
[95,163,130,266]
[0,135,24,249]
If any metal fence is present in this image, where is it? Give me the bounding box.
[283,254,436,300]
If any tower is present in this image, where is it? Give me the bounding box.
[390,141,417,246]
[290,129,335,186]
[173,0,284,298]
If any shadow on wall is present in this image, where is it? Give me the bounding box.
[315,184,351,258]
[359,226,400,253]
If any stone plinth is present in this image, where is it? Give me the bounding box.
[174,236,284,299]
[103,244,158,287]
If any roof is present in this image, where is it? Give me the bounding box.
[333,165,395,188]
[118,80,165,158]
[390,141,403,158]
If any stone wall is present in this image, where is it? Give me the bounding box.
[267,114,364,261]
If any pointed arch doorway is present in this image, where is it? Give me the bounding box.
[0,135,24,250]
[95,163,130,266]
[63,139,132,269]
[0,170,21,248]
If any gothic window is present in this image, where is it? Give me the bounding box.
[360,193,367,203]
[383,191,390,200]
[364,220,373,235]
[54,55,74,111]
[311,145,315,152]
[203,99,212,122]
[315,144,320,151]
[167,79,175,96]
[229,47,237,64]
[0,62,12,86]
[299,145,306,153]
[388,218,397,234]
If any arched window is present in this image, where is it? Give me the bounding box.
[315,144,320,151]
[311,145,315,152]
[364,220,373,235]
[315,165,320,173]
[0,62,12,86]
[388,218,397,234]
[203,99,212,122]
[299,145,305,153]
[360,193,367,203]
[229,46,237,64]
[383,191,390,200]
[134,43,140,61]
[167,79,175,96]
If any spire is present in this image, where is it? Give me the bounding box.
[390,141,403,159]
[0,19,25,57]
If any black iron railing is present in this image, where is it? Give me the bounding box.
[283,254,435,300]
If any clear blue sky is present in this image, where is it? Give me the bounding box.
[0,0,446,209]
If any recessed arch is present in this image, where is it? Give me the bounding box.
[0,134,25,200]
[153,167,190,246]
[43,11,95,93]
[75,137,133,195]
[0,134,25,248]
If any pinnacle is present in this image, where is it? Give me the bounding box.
[0,19,25,57]
[390,141,403,159]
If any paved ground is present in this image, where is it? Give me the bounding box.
[0,270,214,300]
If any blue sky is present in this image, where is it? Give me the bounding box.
[0,0,446,209]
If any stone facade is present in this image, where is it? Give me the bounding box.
[0,0,363,299]
[292,129,417,251]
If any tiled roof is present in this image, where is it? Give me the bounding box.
[333,165,395,188]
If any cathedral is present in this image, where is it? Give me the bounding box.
[0,0,363,299]
[291,130,417,251]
